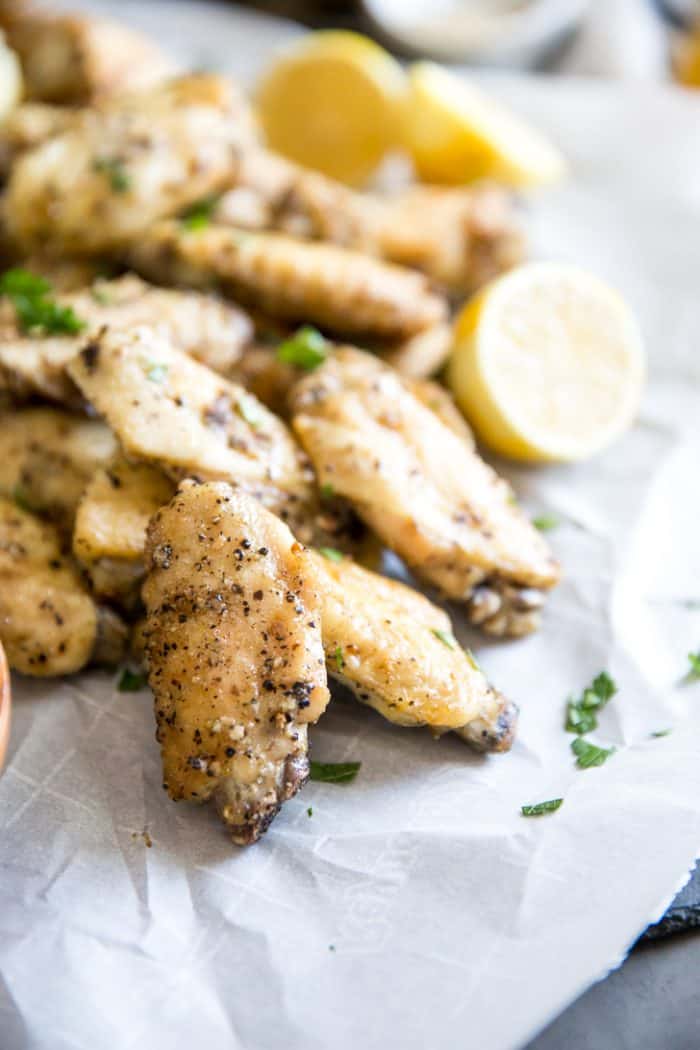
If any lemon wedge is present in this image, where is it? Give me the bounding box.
[255,31,407,186]
[448,263,645,463]
[406,61,566,188]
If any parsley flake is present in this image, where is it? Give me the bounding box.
[565,671,618,734]
[532,514,559,532]
[571,737,615,769]
[12,484,34,512]
[180,194,220,231]
[333,646,345,672]
[0,268,85,335]
[146,363,168,384]
[521,798,563,817]
[686,651,700,681]
[318,547,343,563]
[310,761,361,784]
[431,628,456,650]
[93,156,131,193]
[320,482,335,500]
[236,395,260,427]
[307,806,313,817]
[277,326,328,370]
[651,729,672,738]
[117,668,148,692]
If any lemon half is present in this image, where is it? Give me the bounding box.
[448,263,645,463]
[255,31,407,186]
[406,61,566,188]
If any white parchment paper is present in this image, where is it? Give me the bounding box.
[2,5,700,1049]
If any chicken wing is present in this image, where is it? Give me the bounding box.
[5,74,254,256]
[292,348,560,637]
[143,480,330,844]
[130,221,448,341]
[0,273,254,406]
[73,456,175,608]
[3,7,173,104]
[310,550,516,752]
[67,324,314,528]
[0,407,116,532]
[211,150,522,295]
[0,497,127,675]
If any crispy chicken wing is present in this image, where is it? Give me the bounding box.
[310,551,516,752]
[0,497,127,675]
[2,7,174,103]
[73,456,175,608]
[0,407,116,532]
[0,273,253,406]
[212,150,522,294]
[67,325,314,527]
[292,348,560,637]
[130,221,448,341]
[143,481,330,844]
[5,75,253,256]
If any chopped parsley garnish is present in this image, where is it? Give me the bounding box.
[307,806,313,817]
[277,326,328,370]
[12,484,33,512]
[521,798,563,817]
[146,363,168,384]
[651,728,672,738]
[117,668,148,692]
[686,651,700,680]
[431,628,456,650]
[90,284,111,306]
[334,646,345,672]
[571,737,615,769]
[236,395,260,427]
[320,482,335,500]
[93,156,131,193]
[532,514,559,532]
[179,194,220,231]
[0,268,85,335]
[310,760,361,784]
[565,671,617,734]
[318,547,344,563]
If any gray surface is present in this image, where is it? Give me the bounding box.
[527,931,700,1050]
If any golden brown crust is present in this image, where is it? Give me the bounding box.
[130,221,448,341]
[143,481,329,844]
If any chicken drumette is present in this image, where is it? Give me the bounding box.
[143,480,330,844]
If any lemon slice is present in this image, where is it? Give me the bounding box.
[406,61,566,188]
[255,31,407,186]
[448,263,645,463]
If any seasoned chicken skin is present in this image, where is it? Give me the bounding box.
[67,325,314,526]
[143,481,330,844]
[0,407,116,532]
[73,457,175,608]
[5,75,253,256]
[130,221,448,341]
[0,498,127,675]
[292,348,560,637]
[0,273,253,407]
[310,551,516,752]
[3,8,174,104]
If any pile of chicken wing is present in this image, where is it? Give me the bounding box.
[0,2,559,844]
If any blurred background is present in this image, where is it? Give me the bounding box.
[234,0,700,83]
